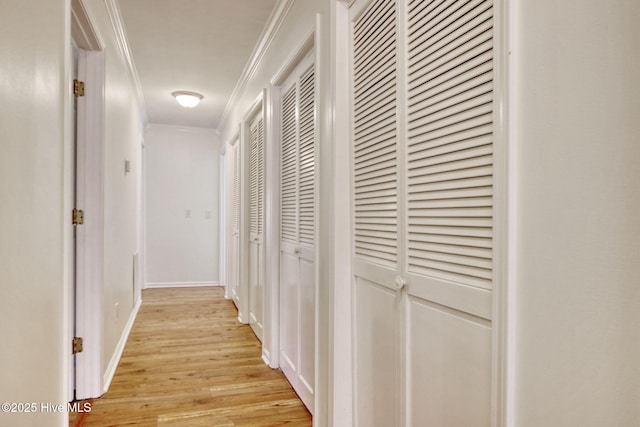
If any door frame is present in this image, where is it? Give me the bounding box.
[71,0,105,400]
[269,24,321,412]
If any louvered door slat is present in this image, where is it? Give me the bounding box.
[354,72,395,110]
[257,117,265,235]
[354,0,395,44]
[409,67,492,114]
[355,184,396,199]
[249,121,259,235]
[354,102,396,134]
[409,79,492,122]
[409,36,493,90]
[281,84,298,244]
[407,0,493,289]
[408,0,456,29]
[408,122,491,154]
[354,34,395,82]
[408,146,492,172]
[354,117,396,145]
[409,0,491,53]
[408,92,492,134]
[353,1,397,266]
[298,65,315,247]
[411,232,492,247]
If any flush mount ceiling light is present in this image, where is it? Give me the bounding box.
[172,91,203,108]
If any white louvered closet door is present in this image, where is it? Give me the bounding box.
[279,53,316,413]
[349,0,495,426]
[229,139,241,307]
[249,114,265,341]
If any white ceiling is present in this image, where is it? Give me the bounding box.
[118,0,278,129]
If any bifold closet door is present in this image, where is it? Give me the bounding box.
[279,57,316,413]
[229,140,241,308]
[249,115,265,341]
[349,0,495,425]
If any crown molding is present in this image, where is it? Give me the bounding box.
[146,122,220,134]
[103,0,149,126]
[217,0,295,132]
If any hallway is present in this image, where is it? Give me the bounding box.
[73,287,311,426]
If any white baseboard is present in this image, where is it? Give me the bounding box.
[102,297,142,394]
[145,281,221,288]
[262,347,273,368]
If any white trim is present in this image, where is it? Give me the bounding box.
[243,91,266,123]
[264,81,280,369]
[219,148,227,299]
[64,0,74,410]
[329,4,353,425]
[218,0,295,131]
[491,1,513,426]
[72,0,104,50]
[270,31,315,86]
[145,281,222,288]
[146,122,218,133]
[103,296,142,394]
[264,86,280,367]
[262,349,272,367]
[103,0,148,126]
[505,0,518,425]
[313,11,332,425]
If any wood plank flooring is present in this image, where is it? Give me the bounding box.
[73,287,311,427]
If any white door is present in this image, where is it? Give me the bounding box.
[249,115,265,341]
[228,137,241,309]
[349,0,495,425]
[279,56,316,412]
[74,48,105,400]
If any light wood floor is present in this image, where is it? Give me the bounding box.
[72,287,311,427]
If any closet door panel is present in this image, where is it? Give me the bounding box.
[408,296,492,427]
[354,278,399,427]
[404,0,494,425]
[280,246,299,377]
[297,254,315,409]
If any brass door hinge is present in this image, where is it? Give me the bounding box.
[72,208,84,225]
[72,337,84,354]
[73,79,85,97]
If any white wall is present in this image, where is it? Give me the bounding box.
[512,0,640,425]
[144,124,220,286]
[0,1,72,425]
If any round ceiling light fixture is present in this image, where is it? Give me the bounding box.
[172,91,203,108]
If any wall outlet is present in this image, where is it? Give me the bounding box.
[115,302,119,321]
[185,209,192,218]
